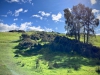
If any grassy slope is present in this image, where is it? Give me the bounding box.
[0,32,100,75]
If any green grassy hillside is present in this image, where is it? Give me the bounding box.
[0,32,100,75]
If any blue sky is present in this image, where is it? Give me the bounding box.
[0,0,100,34]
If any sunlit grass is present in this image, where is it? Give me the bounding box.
[0,32,100,75]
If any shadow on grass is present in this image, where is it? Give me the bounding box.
[14,36,100,70]
[11,39,21,43]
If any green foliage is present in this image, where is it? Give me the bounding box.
[18,38,35,49]
[49,36,100,58]
[48,61,54,69]
[53,62,59,68]
[73,64,80,70]
[20,33,30,40]
[31,33,40,40]
[31,31,57,42]
[14,54,19,57]
[64,3,99,43]
[0,32,100,75]
[9,30,25,33]
[96,66,100,74]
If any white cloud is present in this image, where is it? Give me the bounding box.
[38,11,50,17]
[32,15,43,20]
[92,9,99,14]
[52,12,62,22]
[92,9,100,20]
[28,26,44,31]
[14,18,18,21]
[7,10,12,15]
[44,27,53,32]
[0,23,18,32]
[19,22,32,30]
[1,15,7,17]
[90,0,97,5]
[6,0,34,5]
[24,10,28,13]
[97,14,100,20]
[21,0,34,5]
[15,8,23,16]
[96,33,100,35]
[68,8,72,12]
[6,0,19,3]
[29,26,53,32]
[0,22,53,32]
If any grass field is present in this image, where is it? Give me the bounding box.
[0,32,100,75]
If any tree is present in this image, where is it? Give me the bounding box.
[64,4,84,41]
[83,7,99,43]
[64,3,99,43]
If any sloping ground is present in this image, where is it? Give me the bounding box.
[0,32,99,75]
[0,32,21,75]
[0,60,12,75]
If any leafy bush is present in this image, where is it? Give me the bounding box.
[31,33,40,40]
[48,61,53,69]
[96,66,100,74]
[20,33,30,40]
[14,54,19,57]
[9,30,25,33]
[73,64,80,70]
[31,31,56,42]
[53,62,59,68]
[18,38,35,49]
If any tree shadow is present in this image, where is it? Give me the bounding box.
[11,39,21,43]
[13,36,100,70]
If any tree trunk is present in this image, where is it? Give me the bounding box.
[86,24,89,43]
[78,30,80,41]
[84,26,85,43]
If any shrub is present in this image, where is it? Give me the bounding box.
[48,61,53,69]
[96,66,100,74]
[17,30,25,33]
[73,64,80,70]
[53,62,59,68]
[21,63,25,67]
[14,54,19,57]
[18,38,35,49]
[31,33,40,40]
[9,30,17,32]
[20,33,30,40]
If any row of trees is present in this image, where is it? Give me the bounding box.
[64,3,99,43]
[9,30,25,33]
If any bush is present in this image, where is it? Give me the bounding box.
[14,54,19,57]
[17,30,25,33]
[9,30,17,32]
[20,33,30,40]
[18,38,35,49]
[21,63,25,67]
[96,66,100,74]
[53,62,59,68]
[73,65,80,70]
[48,61,53,69]
[31,33,40,40]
